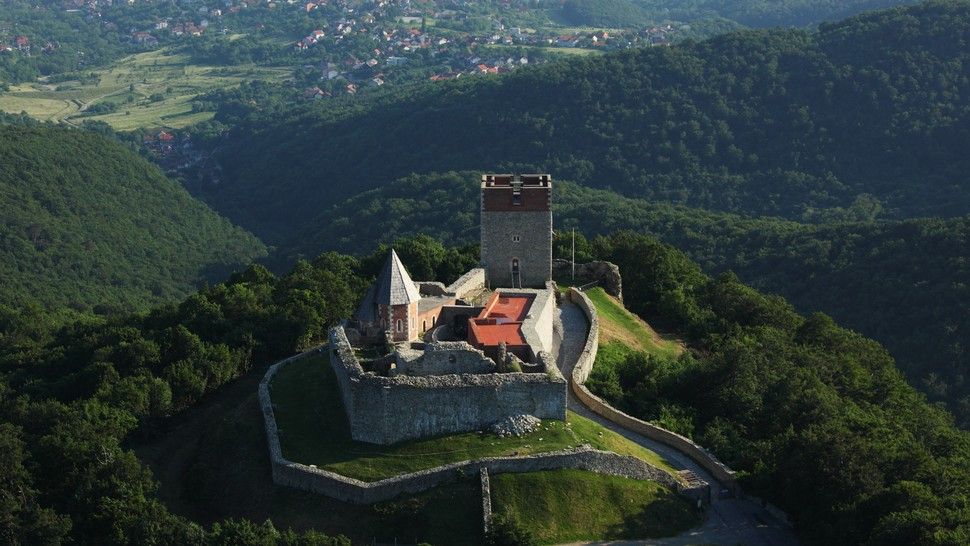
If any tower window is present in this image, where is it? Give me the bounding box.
[396,319,402,332]
[512,194,522,206]
[513,235,520,243]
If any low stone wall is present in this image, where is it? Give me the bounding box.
[480,467,492,536]
[446,268,486,300]
[330,326,568,445]
[567,288,738,489]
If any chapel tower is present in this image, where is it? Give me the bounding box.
[480,174,553,288]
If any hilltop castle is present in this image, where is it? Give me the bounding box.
[332,174,565,445]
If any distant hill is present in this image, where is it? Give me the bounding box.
[277,171,970,428]
[197,1,970,243]
[635,0,923,27]
[560,0,653,27]
[0,125,266,317]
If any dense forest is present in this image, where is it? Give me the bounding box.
[635,0,922,27]
[0,238,473,544]
[1,235,967,544]
[192,0,970,241]
[0,125,266,318]
[582,232,970,545]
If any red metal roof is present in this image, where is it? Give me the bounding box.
[467,293,533,348]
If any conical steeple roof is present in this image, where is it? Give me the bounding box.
[354,249,421,323]
[375,249,421,305]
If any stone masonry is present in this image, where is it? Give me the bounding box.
[481,174,553,288]
[330,326,568,445]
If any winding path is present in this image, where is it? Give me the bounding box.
[553,300,800,546]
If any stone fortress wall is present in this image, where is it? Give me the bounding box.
[261,349,706,505]
[566,287,738,488]
[330,326,568,445]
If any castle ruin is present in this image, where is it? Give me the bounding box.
[332,173,566,445]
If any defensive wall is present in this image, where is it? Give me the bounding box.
[259,337,706,506]
[263,352,700,505]
[566,287,738,489]
[329,326,567,445]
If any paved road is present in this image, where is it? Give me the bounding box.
[553,300,800,546]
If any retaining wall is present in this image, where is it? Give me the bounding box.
[567,288,738,488]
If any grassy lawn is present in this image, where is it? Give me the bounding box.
[270,354,680,481]
[491,469,701,544]
[0,48,289,130]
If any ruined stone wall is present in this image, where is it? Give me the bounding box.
[330,326,567,445]
[262,346,705,506]
[396,341,496,376]
[480,467,493,535]
[270,442,701,505]
[445,268,486,300]
[567,288,737,488]
[554,260,623,300]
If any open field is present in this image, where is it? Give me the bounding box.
[271,354,679,481]
[0,48,289,130]
[491,469,700,544]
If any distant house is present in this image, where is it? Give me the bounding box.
[303,86,329,99]
[132,31,159,47]
[14,35,29,49]
[345,83,357,94]
[556,34,579,47]
[368,76,384,87]
[386,56,408,66]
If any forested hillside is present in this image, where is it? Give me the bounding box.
[194,0,970,241]
[635,0,922,27]
[0,125,266,318]
[0,236,967,544]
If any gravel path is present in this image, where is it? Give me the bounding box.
[553,300,800,546]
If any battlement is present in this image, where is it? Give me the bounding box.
[481,174,552,188]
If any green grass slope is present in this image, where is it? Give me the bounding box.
[491,469,700,544]
[0,125,266,316]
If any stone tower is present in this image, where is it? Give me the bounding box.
[480,174,553,288]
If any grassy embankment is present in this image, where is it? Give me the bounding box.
[584,286,683,373]
[491,468,700,544]
[0,47,288,130]
[271,354,679,481]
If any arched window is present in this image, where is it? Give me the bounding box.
[423,320,427,332]
[396,319,402,332]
